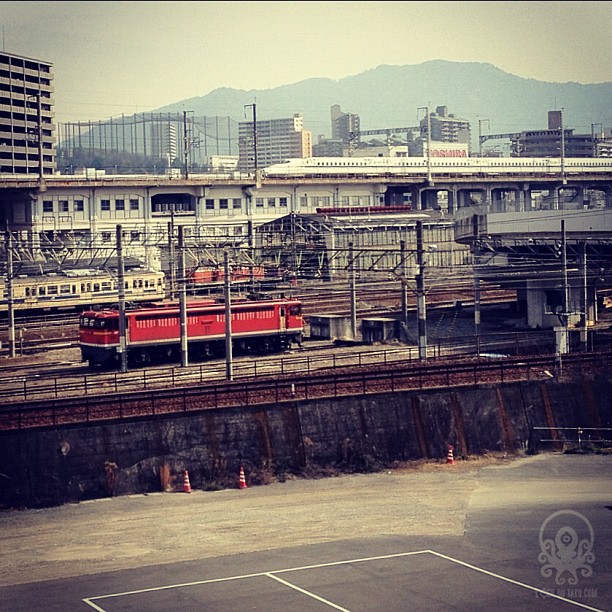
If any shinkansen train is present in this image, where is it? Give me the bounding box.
[261,156,612,179]
[0,268,166,315]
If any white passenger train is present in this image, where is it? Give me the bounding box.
[0,268,166,314]
[261,156,612,179]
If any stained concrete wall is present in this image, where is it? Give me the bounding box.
[1,377,610,508]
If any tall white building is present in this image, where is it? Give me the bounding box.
[150,120,178,164]
[238,114,312,172]
[0,51,56,175]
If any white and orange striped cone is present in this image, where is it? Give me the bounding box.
[183,469,192,493]
[446,445,455,465]
[239,466,247,489]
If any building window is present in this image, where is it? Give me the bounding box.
[267,198,276,208]
[205,199,215,210]
[233,198,242,210]
[74,200,84,212]
[43,200,53,213]
[101,232,111,242]
[279,197,288,208]
[59,200,69,212]
[101,199,111,211]
[130,231,140,241]
[219,198,228,209]
[256,198,264,208]
[130,198,139,210]
[115,199,125,211]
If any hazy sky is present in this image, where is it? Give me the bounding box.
[3,1,611,124]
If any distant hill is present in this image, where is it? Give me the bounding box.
[152,60,612,147]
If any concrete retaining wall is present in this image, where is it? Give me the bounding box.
[1,377,610,508]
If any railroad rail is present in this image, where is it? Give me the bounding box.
[1,351,609,431]
[0,329,558,401]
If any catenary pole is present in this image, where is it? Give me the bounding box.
[116,225,127,373]
[224,251,233,381]
[178,225,188,367]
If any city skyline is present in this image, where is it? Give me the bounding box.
[2,1,612,125]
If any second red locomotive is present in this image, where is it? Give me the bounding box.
[79,296,304,368]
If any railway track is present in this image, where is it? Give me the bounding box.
[1,351,609,431]
[0,280,515,357]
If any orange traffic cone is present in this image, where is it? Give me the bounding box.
[183,469,192,493]
[446,445,455,465]
[239,466,247,489]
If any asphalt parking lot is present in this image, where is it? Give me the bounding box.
[0,453,610,611]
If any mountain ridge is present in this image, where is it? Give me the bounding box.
[150,60,611,144]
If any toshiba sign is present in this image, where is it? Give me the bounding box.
[430,148,468,157]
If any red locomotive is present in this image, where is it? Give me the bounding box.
[78,296,303,368]
[188,265,266,286]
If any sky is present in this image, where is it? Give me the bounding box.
[3,1,612,125]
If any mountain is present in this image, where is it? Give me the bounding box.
[151,60,612,146]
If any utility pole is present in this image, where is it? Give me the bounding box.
[555,220,570,365]
[178,225,188,367]
[560,108,566,185]
[348,242,357,340]
[562,220,569,327]
[224,251,233,381]
[416,221,427,360]
[183,110,191,180]
[168,210,176,299]
[400,239,408,330]
[472,214,481,352]
[580,241,588,352]
[116,225,128,373]
[5,228,15,358]
[418,106,432,185]
[244,103,258,178]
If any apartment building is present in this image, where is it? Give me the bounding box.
[238,113,312,172]
[331,104,360,144]
[0,51,56,175]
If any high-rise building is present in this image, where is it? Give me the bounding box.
[421,106,471,146]
[331,104,360,145]
[238,113,311,172]
[0,51,56,175]
[150,120,178,165]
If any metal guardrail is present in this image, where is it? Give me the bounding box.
[0,330,560,404]
[531,427,612,450]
